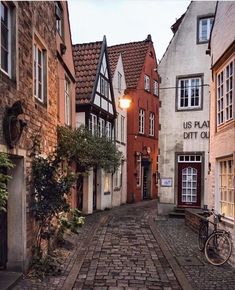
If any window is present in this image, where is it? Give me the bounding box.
[0,1,12,75]
[149,112,155,136]
[106,121,112,140]
[217,59,234,126]
[118,72,122,93]
[89,113,97,135]
[139,109,145,134]
[114,167,121,188]
[55,2,63,37]
[153,80,158,96]
[65,79,71,126]
[104,173,111,193]
[100,76,109,98]
[34,40,47,103]
[98,118,105,137]
[115,114,119,141]
[219,159,234,219]
[177,77,202,110]
[198,17,214,43]
[144,75,150,92]
[121,115,125,142]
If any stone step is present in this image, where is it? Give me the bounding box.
[173,207,185,213]
[168,211,185,218]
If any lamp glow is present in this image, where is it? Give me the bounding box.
[119,97,131,109]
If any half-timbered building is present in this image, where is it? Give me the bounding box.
[73,36,116,214]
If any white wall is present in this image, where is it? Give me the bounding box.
[111,54,127,207]
[158,1,217,205]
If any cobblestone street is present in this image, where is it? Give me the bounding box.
[12,201,235,290]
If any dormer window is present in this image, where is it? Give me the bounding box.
[144,75,150,92]
[198,16,214,43]
[55,2,63,37]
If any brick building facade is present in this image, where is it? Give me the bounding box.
[0,1,75,272]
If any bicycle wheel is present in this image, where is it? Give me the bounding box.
[204,232,232,266]
[198,222,208,251]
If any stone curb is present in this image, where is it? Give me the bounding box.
[149,217,194,290]
[60,214,109,290]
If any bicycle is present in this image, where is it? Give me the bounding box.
[198,209,232,266]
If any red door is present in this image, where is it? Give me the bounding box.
[178,162,201,207]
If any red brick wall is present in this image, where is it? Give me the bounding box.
[127,43,159,203]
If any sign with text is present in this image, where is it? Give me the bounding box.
[183,120,209,139]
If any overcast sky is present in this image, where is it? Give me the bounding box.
[68,0,191,61]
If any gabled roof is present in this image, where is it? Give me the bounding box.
[72,40,103,103]
[107,49,120,78]
[108,35,152,88]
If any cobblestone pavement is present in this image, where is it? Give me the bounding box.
[156,218,235,290]
[73,202,181,290]
[12,201,235,290]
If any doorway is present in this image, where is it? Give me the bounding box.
[178,155,202,207]
[142,159,151,199]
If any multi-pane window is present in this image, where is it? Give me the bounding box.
[98,118,105,137]
[219,159,234,219]
[55,2,63,37]
[1,1,11,74]
[115,114,119,141]
[65,79,71,126]
[106,121,112,140]
[139,109,145,134]
[89,113,97,135]
[121,115,125,142]
[144,75,150,92]
[149,112,155,136]
[114,168,121,188]
[198,17,214,43]
[100,76,109,98]
[153,80,158,96]
[118,72,122,93]
[34,41,47,102]
[217,59,234,126]
[178,77,202,110]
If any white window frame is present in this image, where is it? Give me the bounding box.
[217,58,234,126]
[177,77,202,110]
[65,78,71,126]
[198,17,214,43]
[139,109,145,134]
[0,1,12,76]
[153,80,158,96]
[218,158,234,220]
[144,75,150,92]
[115,114,119,141]
[89,113,97,135]
[121,115,125,143]
[118,72,122,93]
[149,112,154,136]
[34,40,47,103]
[98,117,105,137]
[106,121,112,140]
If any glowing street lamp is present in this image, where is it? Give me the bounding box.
[119,95,131,109]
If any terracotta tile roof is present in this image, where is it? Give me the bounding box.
[107,49,120,78]
[72,41,103,103]
[108,36,151,88]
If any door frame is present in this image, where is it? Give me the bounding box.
[175,152,204,208]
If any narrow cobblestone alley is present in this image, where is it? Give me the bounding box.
[12,201,235,290]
